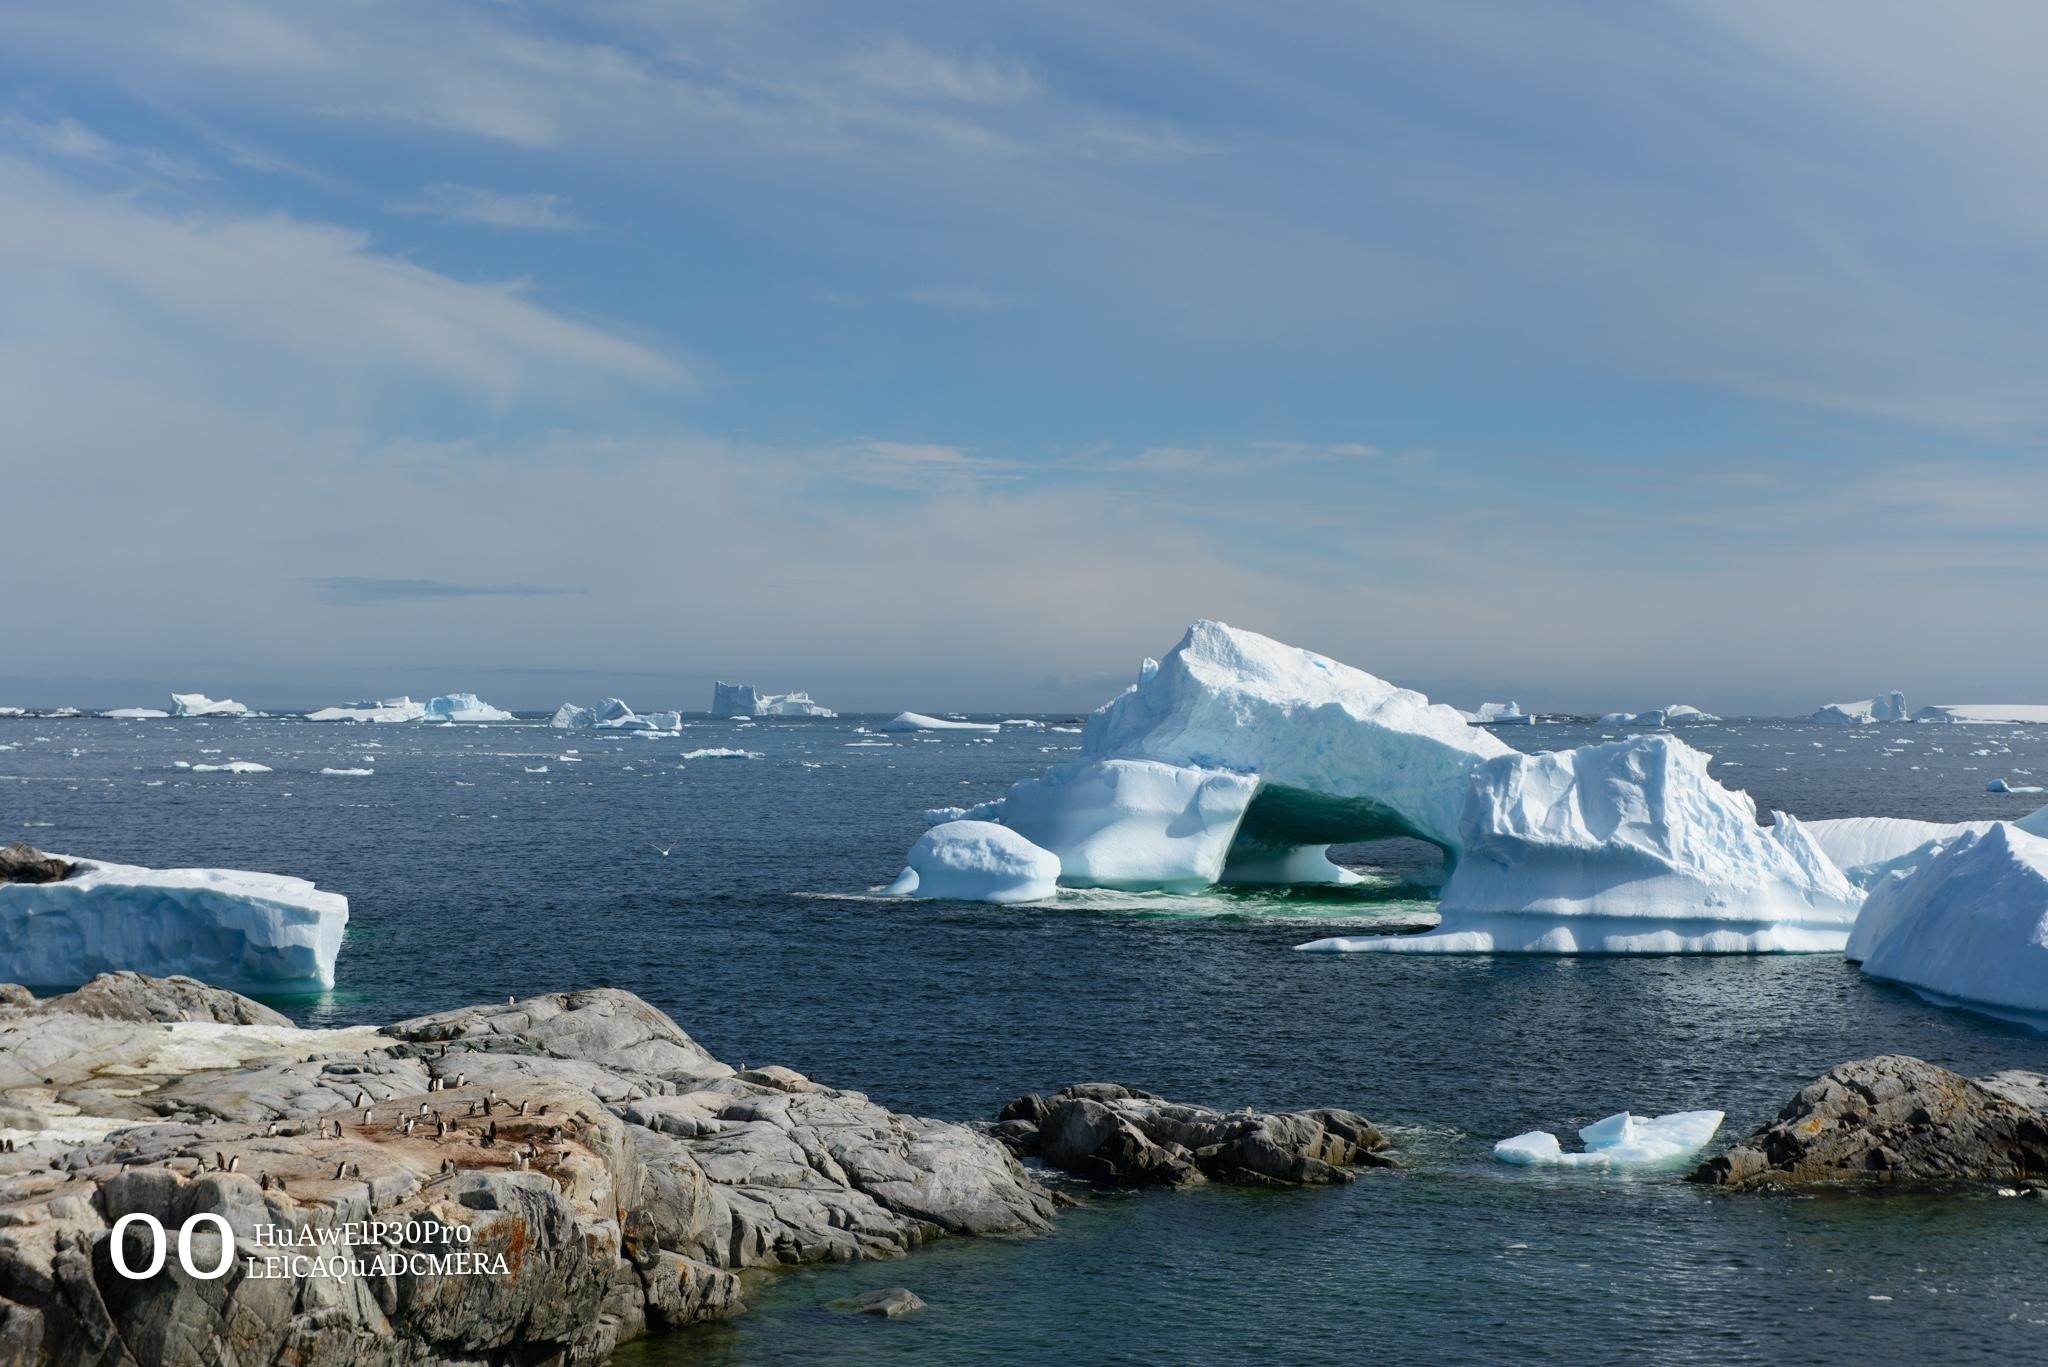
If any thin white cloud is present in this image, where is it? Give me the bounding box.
[393,182,582,231]
[904,284,1014,310]
[842,38,1036,105]
[0,157,677,399]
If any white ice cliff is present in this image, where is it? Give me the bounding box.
[1812,691,1908,725]
[884,821,1060,903]
[0,855,347,990]
[712,682,836,718]
[305,698,428,724]
[880,712,1001,733]
[1846,822,2048,1029]
[169,693,248,718]
[1300,736,1860,953]
[1494,1109,1725,1170]
[422,693,516,723]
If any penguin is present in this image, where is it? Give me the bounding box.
[466,1101,478,1117]
[215,1152,226,1172]
[435,1115,450,1138]
[455,1072,466,1089]
[430,1078,444,1092]
[537,1103,550,1117]
[482,1121,497,1148]
[419,1101,431,1115]
[507,995,516,1005]
[362,1109,374,1126]
[517,1100,529,1117]
[348,1162,362,1178]
[334,1161,347,1180]
[352,1090,367,1109]
[226,1155,240,1173]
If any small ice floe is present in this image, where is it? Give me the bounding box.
[1988,779,2046,794]
[883,820,1060,903]
[878,712,1000,733]
[679,748,763,760]
[524,765,549,773]
[319,767,373,776]
[189,761,272,774]
[1493,1110,1724,1171]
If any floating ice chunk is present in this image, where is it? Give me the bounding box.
[422,693,515,723]
[1597,712,1636,725]
[189,761,272,774]
[1467,701,1532,725]
[170,692,248,718]
[1494,1109,1725,1170]
[550,703,595,728]
[880,712,1001,732]
[1002,759,1260,891]
[103,708,170,719]
[1988,778,2046,794]
[711,682,836,717]
[882,821,1060,903]
[1299,736,1861,954]
[305,697,427,723]
[1661,704,1720,723]
[1913,704,2048,724]
[679,748,761,760]
[319,767,373,776]
[1813,691,1908,725]
[1847,823,2048,1029]
[0,851,348,989]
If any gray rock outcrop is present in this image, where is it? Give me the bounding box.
[993,1083,1393,1187]
[0,846,72,886]
[0,979,1054,1365]
[1690,1055,2048,1189]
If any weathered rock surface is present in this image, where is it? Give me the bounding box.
[0,978,1054,1365]
[0,846,73,887]
[1690,1055,2048,1189]
[994,1083,1393,1187]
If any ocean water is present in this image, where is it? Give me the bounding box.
[6,713,2048,1364]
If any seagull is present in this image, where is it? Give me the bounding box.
[654,841,674,858]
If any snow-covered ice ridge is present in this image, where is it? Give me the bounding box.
[884,620,1854,953]
[1812,691,1908,725]
[170,692,248,718]
[1597,705,1719,726]
[305,694,516,723]
[1912,704,2048,724]
[711,682,835,718]
[550,699,681,732]
[0,854,347,990]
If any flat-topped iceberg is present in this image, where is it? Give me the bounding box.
[170,692,248,718]
[884,820,1060,903]
[306,697,427,723]
[0,845,347,990]
[103,708,169,719]
[880,712,1001,733]
[1846,823,2048,1029]
[1300,735,1861,953]
[1913,704,2048,724]
[712,682,836,717]
[1600,705,1719,726]
[1468,701,1532,725]
[1813,691,1908,725]
[1494,1109,1725,1170]
[423,693,515,723]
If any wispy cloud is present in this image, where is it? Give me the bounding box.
[904,284,1014,310]
[842,38,1036,105]
[392,182,581,231]
[831,439,1019,486]
[309,577,585,605]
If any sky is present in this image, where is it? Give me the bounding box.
[1,0,2045,716]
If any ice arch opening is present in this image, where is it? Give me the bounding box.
[1217,786,1452,886]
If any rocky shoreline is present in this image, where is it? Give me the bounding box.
[0,975,1395,1366]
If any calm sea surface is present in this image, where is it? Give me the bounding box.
[6,713,2048,1364]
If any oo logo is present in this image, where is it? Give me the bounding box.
[108,1213,235,1281]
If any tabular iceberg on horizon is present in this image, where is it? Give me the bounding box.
[0,850,347,990]
[170,692,249,718]
[712,681,836,718]
[423,693,516,723]
[305,697,428,723]
[880,712,1001,733]
[1812,691,1908,725]
[549,699,680,731]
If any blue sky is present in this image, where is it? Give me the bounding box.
[1,1,2044,714]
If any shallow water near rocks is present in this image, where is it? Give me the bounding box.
[7,714,2048,1363]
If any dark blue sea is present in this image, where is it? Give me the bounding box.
[6,712,2048,1364]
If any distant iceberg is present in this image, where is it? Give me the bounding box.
[305,697,427,723]
[422,693,515,723]
[103,708,170,720]
[549,699,678,731]
[170,692,249,718]
[0,845,347,990]
[1599,705,1719,726]
[880,712,1000,733]
[1912,704,2048,724]
[1466,701,1533,725]
[884,821,1060,903]
[712,681,836,717]
[1494,1109,1725,1170]
[1812,691,1907,725]
[1846,822,2048,1029]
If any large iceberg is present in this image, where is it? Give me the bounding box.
[305,697,427,723]
[1846,823,2048,1029]
[1467,701,1533,725]
[1913,704,2048,724]
[883,820,1060,903]
[880,712,1001,733]
[548,699,677,731]
[1812,691,1908,725]
[712,682,836,718]
[0,847,347,990]
[1804,815,2000,890]
[550,702,595,728]
[422,693,515,723]
[169,692,248,718]
[1494,1109,1725,1170]
[1301,736,1860,953]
